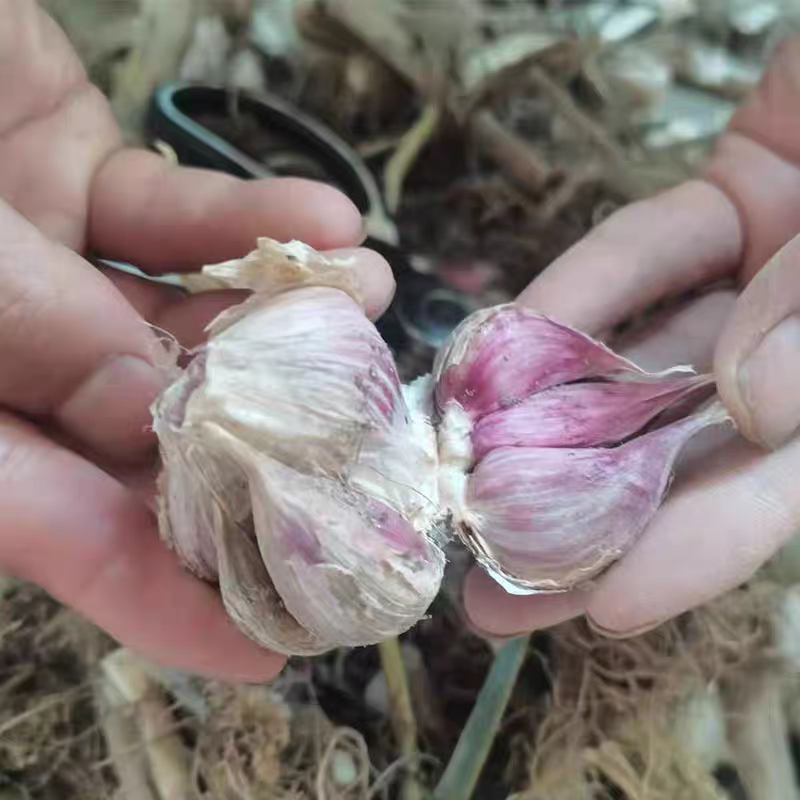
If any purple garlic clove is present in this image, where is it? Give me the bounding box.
[472,373,714,457]
[433,305,646,419]
[434,303,729,594]
[461,402,729,593]
[247,451,444,653]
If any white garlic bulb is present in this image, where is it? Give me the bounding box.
[153,241,444,655]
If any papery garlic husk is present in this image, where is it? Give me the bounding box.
[194,424,443,655]
[153,239,444,656]
[435,304,729,594]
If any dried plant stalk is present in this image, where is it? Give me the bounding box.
[95,682,157,800]
[101,650,191,800]
[724,667,800,800]
[378,638,421,800]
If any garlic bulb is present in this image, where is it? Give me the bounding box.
[153,241,444,655]
[153,238,729,655]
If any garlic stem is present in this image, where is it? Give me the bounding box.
[433,635,529,800]
[378,637,422,800]
[383,102,442,214]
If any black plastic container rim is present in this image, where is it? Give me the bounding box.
[149,82,389,232]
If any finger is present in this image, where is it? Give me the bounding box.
[101,266,247,350]
[463,568,588,636]
[0,4,112,243]
[615,289,737,373]
[462,292,737,636]
[517,179,741,334]
[706,133,800,284]
[89,149,365,271]
[706,36,800,281]
[0,0,85,136]
[321,247,396,320]
[0,201,164,462]
[0,412,284,682]
[586,436,798,635]
[715,233,800,449]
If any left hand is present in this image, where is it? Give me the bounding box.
[0,0,394,682]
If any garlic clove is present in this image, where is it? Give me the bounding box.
[215,504,325,655]
[207,425,444,654]
[178,285,405,479]
[472,373,714,457]
[154,353,238,580]
[433,305,660,419]
[254,469,444,653]
[157,413,444,657]
[155,413,324,654]
[459,401,730,593]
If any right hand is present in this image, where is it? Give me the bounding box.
[465,36,800,640]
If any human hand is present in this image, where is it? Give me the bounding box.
[0,1,394,681]
[464,36,800,638]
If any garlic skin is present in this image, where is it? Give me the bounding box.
[153,240,444,656]
[198,424,443,655]
[188,286,406,476]
[435,304,728,595]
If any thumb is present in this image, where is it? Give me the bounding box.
[715,232,800,449]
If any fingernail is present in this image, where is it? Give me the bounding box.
[586,612,665,639]
[58,355,165,460]
[738,315,800,448]
[359,216,370,246]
